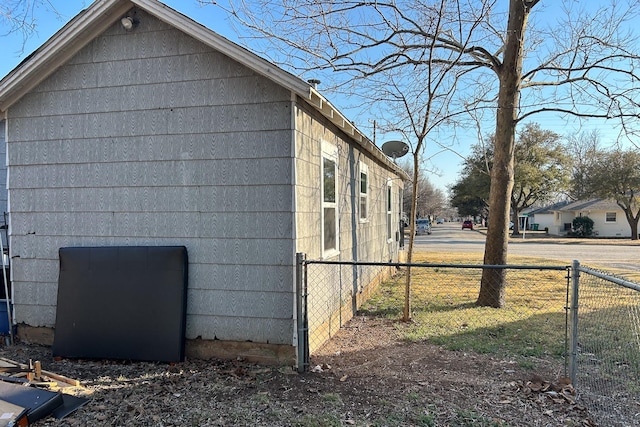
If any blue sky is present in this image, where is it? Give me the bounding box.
[1,1,637,193]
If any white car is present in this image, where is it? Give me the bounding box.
[416,219,432,235]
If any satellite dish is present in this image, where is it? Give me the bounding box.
[381,140,409,160]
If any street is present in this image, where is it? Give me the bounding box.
[412,222,640,271]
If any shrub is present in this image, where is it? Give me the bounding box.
[570,216,594,237]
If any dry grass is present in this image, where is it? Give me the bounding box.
[361,252,572,360]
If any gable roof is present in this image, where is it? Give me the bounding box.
[0,0,406,178]
[526,201,572,215]
[558,199,621,212]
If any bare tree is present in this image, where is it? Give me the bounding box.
[565,130,602,201]
[0,0,57,46]
[213,0,505,318]
[208,0,640,308]
[399,161,448,220]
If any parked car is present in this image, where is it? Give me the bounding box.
[416,218,432,235]
[436,218,444,224]
[462,220,474,230]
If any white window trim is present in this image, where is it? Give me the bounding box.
[605,212,617,223]
[386,179,393,242]
[398,188,403,224]
[321,141,339,259]
[359,162,368,222]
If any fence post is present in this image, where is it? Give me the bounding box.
[296,252,309,373]
[569,259,580,385]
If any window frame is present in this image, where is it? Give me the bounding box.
[359,162,369,222]
[386,180,393,242]
[605,212,617,223]
[398,188,403,224]
[321,142,339,258]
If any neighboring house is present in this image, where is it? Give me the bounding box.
[532,199,633,237]
[521,201,571,233]
[0,0,406,364]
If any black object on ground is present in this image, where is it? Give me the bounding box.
[53,246,188,362]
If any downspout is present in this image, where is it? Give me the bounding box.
[1,112,12,344]
[296,252,308,372]
[1,229,11,345]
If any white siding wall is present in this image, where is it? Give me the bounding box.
[554,209,634,237]
[294,103,403,262]
[7,9,296,344]
[587,210,631,238]
[557,212,575,235]
[531,213,554,233]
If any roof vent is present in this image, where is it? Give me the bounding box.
[308,79,321,89]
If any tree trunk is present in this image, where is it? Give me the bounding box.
[403,151,421,321]
[511,204,520,236]
[620,206,640,240]
[627,211,639,240]
[477,0,533,308]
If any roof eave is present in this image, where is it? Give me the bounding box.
[0,0,313,114]
[0,0,407,181]
[0,0,134,113]
[308,89,409,180]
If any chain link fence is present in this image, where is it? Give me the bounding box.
[299,257,398,358]
[301,257,571,371]
[298,255,640,426]
[570,263,640,427]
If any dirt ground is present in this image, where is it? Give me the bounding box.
[0,315,602,427]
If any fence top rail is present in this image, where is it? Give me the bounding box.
[578,265,640,292]
[303,259,570,271]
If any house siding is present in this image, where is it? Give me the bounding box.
[293,101,403,351]
[294,102,402,261]
[7,9,297,345]
[581,210,630,238]
[0,120,6,216]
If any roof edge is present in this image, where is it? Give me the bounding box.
[0,0,134,112]
[0,0,407,181]
[307,89,409,180]
[130,0,313,100]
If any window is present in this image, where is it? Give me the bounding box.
[387,180,392,240]
[322,143,339,257]
[359,162,368,221]
[605,212,617,223]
